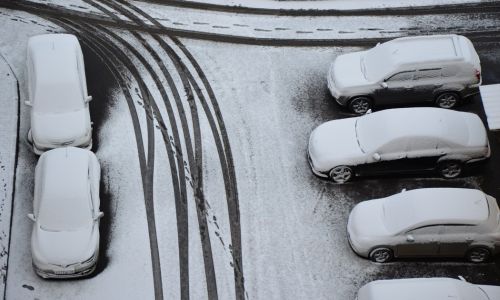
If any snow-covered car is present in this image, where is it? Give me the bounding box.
[26,34,93,155]
[308,107,490,183]
[28,147,102,278]
[347,188,500,263]
[356,278,500,300]
[327,34,481,114]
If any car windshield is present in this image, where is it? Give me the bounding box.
[382,194,416,234]
[362,43,395,81]
[38,193,92,232]
[33,82,84,114]
[355,114,388,153]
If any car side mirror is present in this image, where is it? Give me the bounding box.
[85,95,93,103]
[372,153,381,161]
[401,188,407,193]
[24,100,32,106]
[458,276,466,282]
[380,82,388,89]
[27,213,36,222]
[406,234,414,243]
[94,211,104,220]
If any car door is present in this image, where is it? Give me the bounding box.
[396,225,441,258]
[438,225,475,257]
[356,138,410,176]
[413,68,443,102]
[403,137,442,173]
[375,70,417,105]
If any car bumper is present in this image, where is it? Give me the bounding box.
[327,71,349,106]
[28,129,93,155]
[34,262,97,279]
[307,152,329,178]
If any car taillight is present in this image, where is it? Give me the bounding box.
[475,69,481,82]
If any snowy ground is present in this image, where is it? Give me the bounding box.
[0,2,499,300]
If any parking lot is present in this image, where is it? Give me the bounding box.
[0,1,500,299]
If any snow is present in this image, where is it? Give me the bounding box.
[1,10,154,299]
[383,188,489,233]
[479,84,500,131]
[135,0,493,10]
[0,42,18,297]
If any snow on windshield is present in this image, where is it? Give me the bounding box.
[362,43,395,81]
[38,193,92,232]
[382,194,415,234]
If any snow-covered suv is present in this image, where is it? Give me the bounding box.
[328,34,481,114]
[26,34,93,154]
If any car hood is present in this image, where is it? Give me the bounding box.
[478,285,500,300]
[32,224,97,266]
[333,51,371,90]
[31,108,90,144]
[348,199,390,238]
[308,118,365,172]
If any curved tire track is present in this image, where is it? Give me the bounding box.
[135,0,500,16]
[49,17,170,300]
[3,1,500,47]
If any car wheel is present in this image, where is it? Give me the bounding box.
[348,97,372,114]
[369,247,393,263]
[438,161,463,179]
[466,247,491,263]
[435,92,460,109]
[329,166,353,184]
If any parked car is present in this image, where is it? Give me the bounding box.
[327,34,481,114]
[356,277,500,300]
[347,188,500,263]
[308,107,490,183]
[26,34,93,155]
[29,147,103,278]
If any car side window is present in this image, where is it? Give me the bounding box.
[407,137,438,152]
[377,137,408,155]
[443,225,475,235]
[407,225,442,236]
[386,71,415,82]
[415,68,442,80]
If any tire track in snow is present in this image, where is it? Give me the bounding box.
[89,1,220,299]
[109,1,246,299]
[134,0,500,16]
[3,0,500,47]
[48,17,166,300]
[87,0,246,298]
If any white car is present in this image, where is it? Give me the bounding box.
[26,34,93,155]
[356,278,500,300]
[308,107,490,183]
[29,147,102,278]
[347,188,500,263]
[328,34,481,114]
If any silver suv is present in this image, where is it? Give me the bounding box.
[328,34,481,114]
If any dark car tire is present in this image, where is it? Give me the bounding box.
[348,97,372,114]
[329,166,353,184]
[437,160,463,179]
[466,247,491,263]
[369,247,393,263]
[435,92,460,109]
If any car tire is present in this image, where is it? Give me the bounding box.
[348,97,372,114]
[466,247,491,263]
[435,92,460,109]
[369,247,393,263]
[329,166,353,184]
[437,160,463,179]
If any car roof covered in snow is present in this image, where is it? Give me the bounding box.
[357,278,486,300]
[382,188,491,233]
[382,34,465,66]
[356,107,482,152]
[27,34,85,113]
[37,147,92,231]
